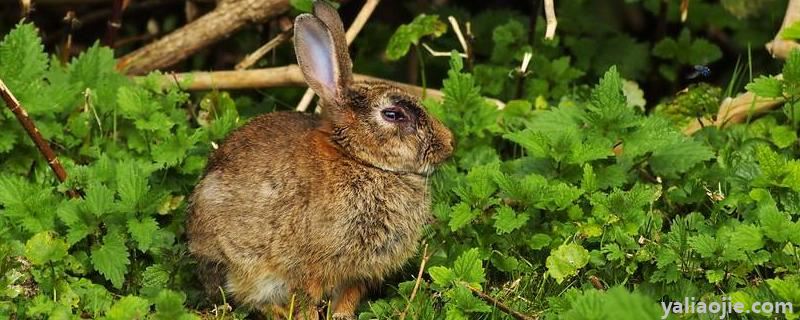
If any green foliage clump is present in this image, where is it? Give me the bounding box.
[0,22,241,319]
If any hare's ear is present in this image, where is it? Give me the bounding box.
[294,9,352,104]
[313,1,351,75]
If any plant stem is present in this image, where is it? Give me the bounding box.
[415,45,427,98]
[464,283,537,320]
[0,78,79,198]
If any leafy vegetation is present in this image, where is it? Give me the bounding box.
[1,0,799,319]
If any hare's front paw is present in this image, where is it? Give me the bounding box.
[331,313,356,320]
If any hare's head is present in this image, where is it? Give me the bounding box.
[294,1,453,176]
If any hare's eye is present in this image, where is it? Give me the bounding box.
[381,109,407,122]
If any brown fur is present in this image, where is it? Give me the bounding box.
[185,2,453,319]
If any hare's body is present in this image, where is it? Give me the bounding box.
[187,110,430,307]
[186,2,453,318]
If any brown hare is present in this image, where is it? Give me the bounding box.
[185,1,454,319]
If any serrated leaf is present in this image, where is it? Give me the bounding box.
[448,202,478,231]
[128,218,159,252]
[783,50,800,96]
[116,160,152,212]
[0,22,48,103]
[493,206,528,234]
[106,295,151,320]
[84,182,116,217]
[152,289,192,320]
[386,15,447,60]
[546,243,590,283]
[649,138,714,177]
[429,266,456,287]
[91,231,130,289]
[729,224,764,252]
[688,234,717,258]
[25,231,68,265]
[771,125,798,149]
[453,248,485,286]
[141,264,171,290]
[746,75,784,98]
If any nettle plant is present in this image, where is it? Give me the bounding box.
[361,20,800,320]
[0,23,240,319]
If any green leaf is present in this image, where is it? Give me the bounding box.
[546,243,590,283]
[84,182,116,217]
[106,295,151,320]
[453,248,485,286]
[116,160,153,212]
[91,230,130,289]
[0,22,48,95]
[386,15,447,60]
[649,138,714,177]
[447,286,492,314]
[771,125,798,149]
[688,234,718,258]
[529,234,552,250]
[729,224,764,252]
[746,75,784,98]
[448,202,478,232]
[429,266,456,287]
[781,21,800,40]
[783,50,800,96]
[127,218,159,252]
[152,290,193,320]
[290,0,313,12]
[493,206,528,234]
[24,231,68,265]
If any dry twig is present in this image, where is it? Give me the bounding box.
[543,0,557,40]
[0,78,79,198]
[103,0,128,47]
[235,17,294,70]
[155,66,506,108]
[464,284,537,320]
[399,243,430,320]
[296,0,382,112]
[117,0,291,75]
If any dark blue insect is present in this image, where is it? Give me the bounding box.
[687,65,711,79]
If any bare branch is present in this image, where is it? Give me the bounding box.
[0,78,79,198]
[156,66,506,108]
[296,0,382,112]
[103,0,127,47]
[117,0,291,75]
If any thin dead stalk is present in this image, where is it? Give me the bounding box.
[235,17,293,70]
[543,0,557,40]
[296,0,382,112]
[464,284,537,320]
[399,243,430,320]
[103,0,127,47]
[0,78,79,198]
